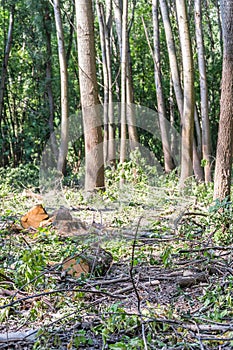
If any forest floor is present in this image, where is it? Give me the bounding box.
[1,172,233,349]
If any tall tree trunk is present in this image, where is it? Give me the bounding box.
[113,0,122,57]
[126,3,138,151]
[176,0,194,186]
[106,0,116,166]
[126,45,138,151]
[66,1,75,64]
[97,0,115,166]
[215,0,222,48]
[169,76,176,157]
[53,0,69,174]
[120,0,128,164]
[160,0,202,180]
[194,0,212,183]
[96,1,109,164]
[152,0,175,173]
[75,0,105,192]
[113,0,138,155]
[0,5,15,120]
[43,5,58,160]
[159,0,183,117]
[213,0,233,200]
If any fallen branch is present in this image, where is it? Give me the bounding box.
[146,317,233,334]
[0,287,126,309]
[0,329,37,342]
[177,272,208,288]
[129,215,148,350]
[90,276,129,286]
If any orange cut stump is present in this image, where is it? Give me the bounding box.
[21,204,49,229]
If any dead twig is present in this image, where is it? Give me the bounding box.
[0,287,126,309]
[129,216,148,350]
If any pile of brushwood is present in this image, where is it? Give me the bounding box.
[1,168,233,349]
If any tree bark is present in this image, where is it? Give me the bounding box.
[53,0,69,174]
[106,0,116,166]
[96,1,109,164]
[126,2,138,151]
[213,0,233,200]
[75,0,105,192]
[43,5,58,160]
[176,0,194,187]
[194,0,212,183]
[159,0,183,117]
[160,0,203,181]
[0,5,15,121]
[120,0,128,164]
[152,0,175,173]
[113,0,138,156]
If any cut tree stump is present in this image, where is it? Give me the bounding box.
[62,245,113,278]
[21,204,49,229]
[20,206,112,278]
[52,207,87,235]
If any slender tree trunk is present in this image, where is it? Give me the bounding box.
[194,0,212,183]
[160,0,202,180]
[106,0,116,166]
[126,45,138,151]
[152,0,174,173]
[75,0,105,191]
[97,1,109,164]
[53,0,69,174]
[193,138,203,181]
[66,1,75,64]
[169,76,176,157]
[213,0,233,200]
[126,19,138,151]
[120,0,128,164]
[114,0,138,155]
[215,0,222,49]
[159,0,183,117]
[176,0,194,186]
[0,5,15,120]
[113,0,122,57]
[43,5,58,159]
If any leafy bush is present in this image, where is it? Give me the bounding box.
[208,197,233,244]
[0,163,39,191]
[14,248,46,289]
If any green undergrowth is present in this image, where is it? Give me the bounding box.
[0,164,233,349]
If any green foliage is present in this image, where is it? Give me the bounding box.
[72,330,93,347]
[94,303,141,347]
[200,281,233,321]
[0,164,39,191]
[160,245,173,268]
[0,0,223,173]
[105,149,149,187]
[208,197,233,244]
[0,163,232,348]
[109,337,144,350]
[191,181,214,205]
[14,248,46,289]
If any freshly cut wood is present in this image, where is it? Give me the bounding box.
[62,246,113,278]
[21,204,49,229]
[62,256,90,278]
